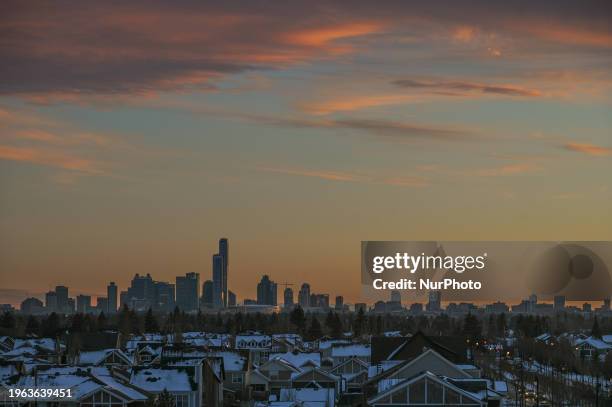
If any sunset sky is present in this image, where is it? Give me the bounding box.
[1,1,611,305]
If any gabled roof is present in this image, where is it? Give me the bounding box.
[291,367,339,383]
[367,371,484,405]
[329,356,368,374]
[366,348,472,387]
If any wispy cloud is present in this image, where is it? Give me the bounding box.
[258,166,427,187]
[0,145,103,173]
[300,94,414,115]
[392,78,542,97]
[472,162,541,177]
[564,142,612,156]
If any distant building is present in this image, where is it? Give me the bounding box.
[228,290,236,307]
[45,291,57,312]
[176,272,200,312]
[126,273,156,311]
[335,296,343,310]
[426,290,441,312]
[390,290,401,304]
[21,297,44,314]
[76,295,91,313]
[354,303,367,313]
[554,295,566,311]
[284,287,294,308]
[604,297,611,311]
[583,303,592,313]
[243,299,257,306]
[55,286,69,313]
[257,275,277,306]
[485,301,509,314]
[310,293,329,309]
[212,254,224,308]
[154,281,175,312]
[409,303,423,314]
[96,297,108,313]
[298,283,310,308]
[219,238,229,307]
[107,282,118,313]
[202,280,214,308]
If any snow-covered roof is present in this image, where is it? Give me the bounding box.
[78,349,130,366]
[130,367,194,392]
[206,351,246,372]
[318,339,350,350]
[331,344,370,357]
[13,338,57,352]
[270,352,321,368]
[576,337,612,350]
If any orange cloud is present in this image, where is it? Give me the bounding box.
[474,162,540,177]
[259,166,427,187]
[0,145,102,173]
[564,142,612,156]
[453,26,477,43]
[300,94,413,115]
[286,22,382,47]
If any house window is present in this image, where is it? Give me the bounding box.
[173,394,189,407]
[232,375,243,384]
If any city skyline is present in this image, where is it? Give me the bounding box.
[1,1,611,307]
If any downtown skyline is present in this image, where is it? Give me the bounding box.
[1,1,611,307]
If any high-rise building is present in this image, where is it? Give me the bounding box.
[97,297,108,313]
[212,254,224,308]
[55,286,69,313]
[228,291,236,307]
[390,290,401,304]
[257,275,277,306]
[154,281,175,312]
[176,272,200,312]
[603,297,611,311]
[554,295,566,311]
[284,287,294,308]
[219,238,229,307]
[45,291,57,312]
[335,296,344,310]
[310,293,329,308]
[107,282,118,313]
[426,291,441,312]
[354,303,367,313]
[202,280,214,308]
[126,274,156,310]
[76,295,91,313]
[298,283,310,308]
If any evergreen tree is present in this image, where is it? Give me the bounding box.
[289,305,306,333]
[591,316,602,339]
[25,315,40,335]
[97,312,107,331]
[353,308,365,337]
[462,313,481,342]
[156,389,176,407]
[145,308,159,333]
[307,315,323,340]
[42,312,60,337]
[331,313,343,338]
[0,312,16,330]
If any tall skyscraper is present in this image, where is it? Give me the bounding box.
[298,283,310,308]
[219,238,229,307]
[257,275,277,306]
[107,282,118,314]
[154,281,175,312]
[335,296,343,310]
[126,273,156,310]
[284,287,294,308]
[390,290,401,304]
[554,295,566,311]
[212,254,224,308]
[97,297,108,313]
[176,272,200,312]
[76,295,91,313]
[55,285,69,313]
[202,280,214,308]
[604,297,611,311]
[228,290,236,307]
[426,290,441,312]
[45,291,57,312]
